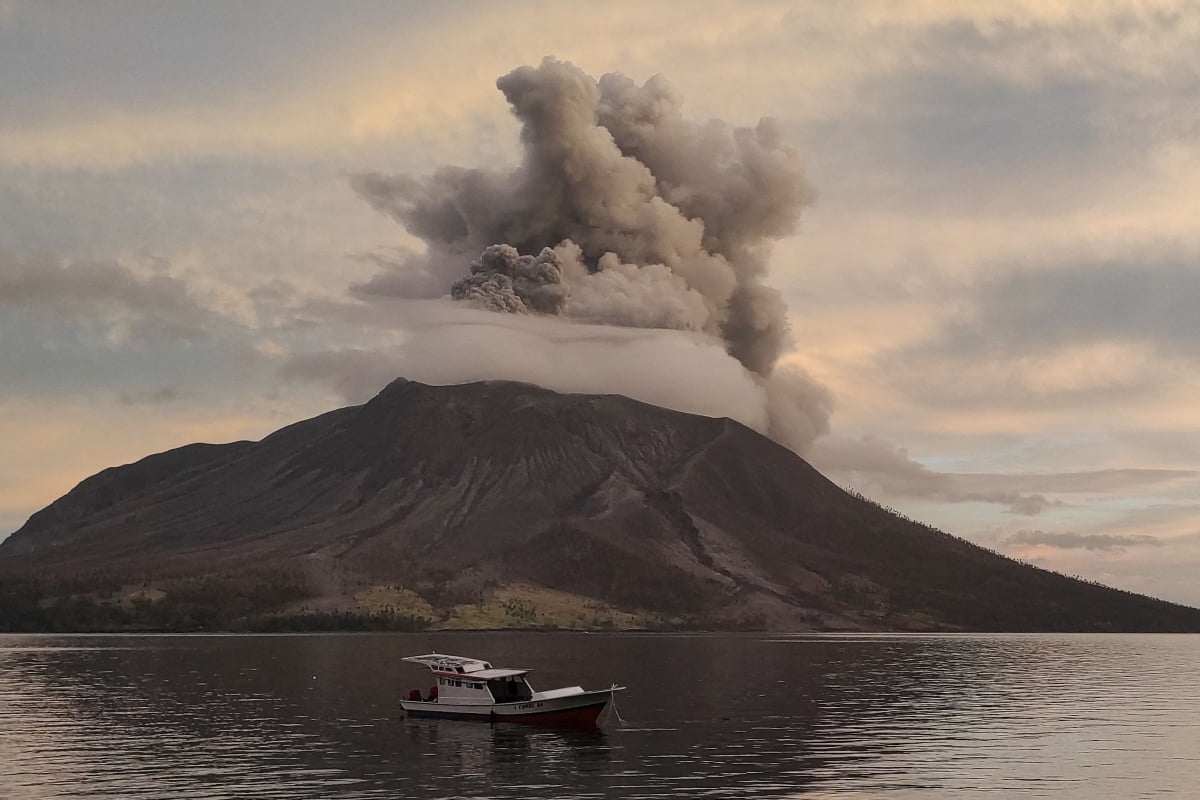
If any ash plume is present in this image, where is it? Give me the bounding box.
[352,57,830,452]
[450,244,568,315]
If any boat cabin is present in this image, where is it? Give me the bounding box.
[403,653,534,705]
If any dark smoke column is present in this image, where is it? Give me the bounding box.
[352,57,815,380]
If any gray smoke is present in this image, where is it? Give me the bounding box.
[450,244,568,314]
[353,56,813,372]
[353,57,831,451]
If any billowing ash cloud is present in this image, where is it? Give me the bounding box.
[352,57,830,451]
[451,244,568,315]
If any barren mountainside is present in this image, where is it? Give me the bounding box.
[3,378,1199,632]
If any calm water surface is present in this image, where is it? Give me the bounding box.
[1,632,1197,798]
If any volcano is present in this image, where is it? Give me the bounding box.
[3,378,1198,632]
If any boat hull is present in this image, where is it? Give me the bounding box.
[401,688,617,726]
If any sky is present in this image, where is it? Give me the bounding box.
[3,0,1199,607]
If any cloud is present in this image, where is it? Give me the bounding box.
[274,299,832,448]
[999,524,1200,606]
[809,434,1197,516]
[0,248,290,407]
[851,247,1200,434]
[348,249,448,301]
[5,0,1197,173]
[0,2,501,168]
[1005,529,1165,552]
[0,250,214,343]
[941,257,1200,360]
[854,71,1100,179]
[118,386,182,406]
[809,434,1053,515]
[954,469,1198,495]
[278,347,401,405]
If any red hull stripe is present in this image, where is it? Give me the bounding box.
[405,700,607,726]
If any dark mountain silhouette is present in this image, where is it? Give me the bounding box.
[3,378,1198,632]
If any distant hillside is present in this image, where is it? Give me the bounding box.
[3,378,1198,633]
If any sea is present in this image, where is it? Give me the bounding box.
[1,631,1197,799]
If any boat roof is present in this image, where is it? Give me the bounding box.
[460,668,529,680]
[402,653,530,679]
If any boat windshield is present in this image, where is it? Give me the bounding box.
[488,676,533,703]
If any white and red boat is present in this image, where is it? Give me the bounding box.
[400,653,623,726]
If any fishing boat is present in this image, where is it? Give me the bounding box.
[400,653,624,726]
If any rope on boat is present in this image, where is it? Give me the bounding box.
[607,683,627,726]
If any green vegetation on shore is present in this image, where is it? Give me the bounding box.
[0,574,664,633]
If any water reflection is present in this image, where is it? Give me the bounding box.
[2,632,1198,799]
[400,720,612,794]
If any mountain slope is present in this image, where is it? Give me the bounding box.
[3,378,1198,632]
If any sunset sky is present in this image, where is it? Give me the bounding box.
[3,1,1199,606]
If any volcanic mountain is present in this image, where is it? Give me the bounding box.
[3,378,1198,632]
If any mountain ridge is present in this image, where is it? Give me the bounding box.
[3,377,1199,633]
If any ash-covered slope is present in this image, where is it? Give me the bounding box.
[4,378,1199,632]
